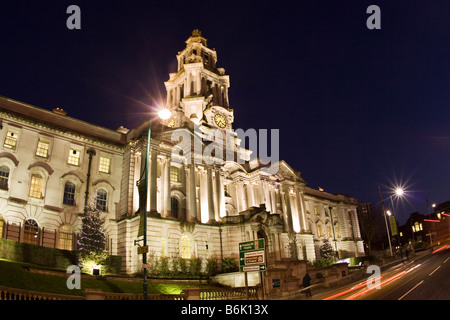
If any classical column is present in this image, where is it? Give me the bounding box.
[246,183,254,207]
[214,168,222,220]
[264,181,272,212]
[149,150,159,217]
[270,185,277,214]
[282,187,293,233]
[298,190,309,232]
[163,157,171,217]
[188,164,198,222]
[206,166,215,223]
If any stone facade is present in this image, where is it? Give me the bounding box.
[0,30,364,274]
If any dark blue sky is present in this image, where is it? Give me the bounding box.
[1,1,449,225]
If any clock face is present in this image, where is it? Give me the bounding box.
[214,114,227,128]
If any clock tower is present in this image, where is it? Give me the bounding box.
[164,30,234,130]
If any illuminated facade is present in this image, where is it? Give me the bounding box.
[0,30,364,274]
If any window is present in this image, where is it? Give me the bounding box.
[36,140,50,158]
[327,225,333,238]
[3,131,18,150]
[171,197,179,218]
[0,216,4,238]
[0,166,10,191]
[29,174,43,198]
[99,157,111,174]
[63,182,76,205]
[59,225,73,251]
[317,225,323,237]
[170,166,179,182]
[23,219,39,245]
[68,149,81,166]
[96,189,107,212]
[412,222,423,232]
[180,234,191,259]
[314,206,319,215]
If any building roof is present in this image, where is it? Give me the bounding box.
[0,95,126,146]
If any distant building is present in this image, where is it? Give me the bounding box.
[0,30,364,274]
[399,204,450,245]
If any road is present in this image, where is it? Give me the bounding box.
[320,244,450,300]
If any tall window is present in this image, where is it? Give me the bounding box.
[327,225,333,238]
[36,140,50,158]
[63,182,76,205]
[0,216,4,238]
[59,225,73,251]
[170,167,179,182]
[0,166,10,191]
[29,174,43,198]
[99,157,111,174]
[23,219,39,245]
[180,234,191,259]
[68,149,81,166]
[171,197,179,218]
[96,189,107,212]
[3,131,18,150]
[317,224,323,238]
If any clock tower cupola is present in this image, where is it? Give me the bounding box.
[164,30,234,130]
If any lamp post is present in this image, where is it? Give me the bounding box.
[378,186,393,257]
[139,107,171,300]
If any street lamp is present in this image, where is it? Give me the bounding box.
[140,106,171,300]
[378,186,405,257]
[378,186,393,257]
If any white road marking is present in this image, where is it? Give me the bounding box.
[429,265,441,276]
[398,280,424,300]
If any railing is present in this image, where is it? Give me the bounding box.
[199,287,260,300]
[0,285,259,301]
[0,286,84,300]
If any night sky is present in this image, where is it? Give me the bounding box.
[1,1,449,225]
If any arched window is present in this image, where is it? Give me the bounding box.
[171,197,179,218]
[23,219,39,245]
[0,166,10,190]
[96,189,108,212]
[180,234,191,259]
[59,225,73,251]
[63,182,76,205]
[29,174,43,198]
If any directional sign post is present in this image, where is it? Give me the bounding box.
[239,239,266,300]
[239,239,266,272]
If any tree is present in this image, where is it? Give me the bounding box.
[77,195,107,274]
[320,239,336,261]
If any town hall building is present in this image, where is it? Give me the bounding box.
[0,30,364,274]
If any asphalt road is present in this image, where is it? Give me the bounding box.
[319,244,450,300]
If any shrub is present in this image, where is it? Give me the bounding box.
[206,255,220,277]
[221,257,238,273]
[189,257,202,276]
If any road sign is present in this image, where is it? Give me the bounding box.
[239,239,266,272]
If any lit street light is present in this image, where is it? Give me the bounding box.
[139,106,171,300]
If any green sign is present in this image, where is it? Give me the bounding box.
[239,239,266,272]
[389,215,398,236]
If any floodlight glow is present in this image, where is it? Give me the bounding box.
[158,109,172,120]
[395,188,404,196]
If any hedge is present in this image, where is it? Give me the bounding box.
[0,238,122,274]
